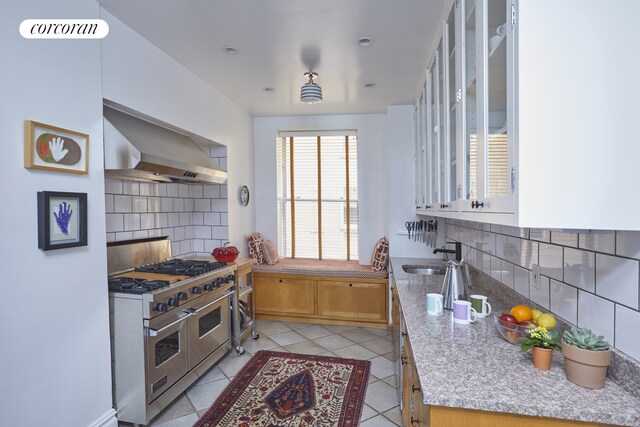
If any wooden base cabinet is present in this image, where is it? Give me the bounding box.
[317,280,387,323]
[254,276,315,316]
[254,273,388,327]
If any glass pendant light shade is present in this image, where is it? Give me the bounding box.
[300,72,323,103]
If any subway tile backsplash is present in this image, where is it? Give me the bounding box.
[105,147,228,257]
[446,219,640,362]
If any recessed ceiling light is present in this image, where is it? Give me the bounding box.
[357,36,373,46]
[263,87,275,92]
[364,82,377,88]
[223,46,239,55]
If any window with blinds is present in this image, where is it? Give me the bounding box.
[276,134,358,260]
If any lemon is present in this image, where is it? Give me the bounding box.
[536,313,557,329]
[531,309,543,322]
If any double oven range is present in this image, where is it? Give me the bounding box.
[108,238,236,425]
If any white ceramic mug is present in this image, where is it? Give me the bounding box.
[426,293,444,316]
[469,294,492,318]
[453,300,477,324]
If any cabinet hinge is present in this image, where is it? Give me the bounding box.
[456,88,462,103]
[511,167,516,192]
[511,0,516,26]
[455,0,460,8]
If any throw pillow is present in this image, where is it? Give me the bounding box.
[261,240,280,265]
[370,237,389,272]
[247,233,265,265]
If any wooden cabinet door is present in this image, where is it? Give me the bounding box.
[317,280,387,323]
[254,276,315,315]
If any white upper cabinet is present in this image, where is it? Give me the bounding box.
[415,0,640,230]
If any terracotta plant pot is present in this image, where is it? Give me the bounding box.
[561,341,612,389]
[532,347,553,371]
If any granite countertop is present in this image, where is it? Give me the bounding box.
[390,256,640,427]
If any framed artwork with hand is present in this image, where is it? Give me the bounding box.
[38,191,87,251]
[25,121,89,174]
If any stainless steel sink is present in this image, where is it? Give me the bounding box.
[402,264,446,276]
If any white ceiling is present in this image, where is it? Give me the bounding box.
[98,0,446,117]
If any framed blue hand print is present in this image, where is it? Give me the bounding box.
[38,191,87,250]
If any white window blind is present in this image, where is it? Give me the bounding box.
[276,134,358,260]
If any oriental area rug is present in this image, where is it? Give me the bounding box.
[194,350,371,427]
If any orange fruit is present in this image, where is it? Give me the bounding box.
[510,305,533,322]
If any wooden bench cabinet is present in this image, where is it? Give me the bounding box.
[254,272,388,328]
[254,275,315,316]
[317,280,387,323]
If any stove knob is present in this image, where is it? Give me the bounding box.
[215,278,224,286]
[203,283,214,292]
[227,275,235,283]
[154,303,168,312]
[191,286,202,294]
[168,298,179,307]
[177,292,188,301]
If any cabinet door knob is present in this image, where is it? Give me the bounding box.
[472,200,484,209]
[412,385,421,393]
[349,283,353,287]
[411,416,421,425]
[279,279,283,283]
[441,203,448,209]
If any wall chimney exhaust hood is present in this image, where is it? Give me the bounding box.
[103,105,227,184]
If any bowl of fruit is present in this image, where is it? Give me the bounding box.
[494,305,557,345]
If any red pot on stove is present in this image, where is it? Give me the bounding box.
[212,242,239,263]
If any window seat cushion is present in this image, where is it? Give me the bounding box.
[253,258,388,280]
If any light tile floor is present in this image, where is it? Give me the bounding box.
[119,319,401,427]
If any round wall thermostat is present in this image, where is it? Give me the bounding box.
[240,185,250,206]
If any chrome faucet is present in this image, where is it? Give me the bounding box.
[433,241,462,262]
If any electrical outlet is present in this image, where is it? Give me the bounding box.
[531,264,541,289]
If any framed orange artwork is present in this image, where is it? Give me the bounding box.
[24,120,89,174]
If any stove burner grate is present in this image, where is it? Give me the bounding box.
[134,259,226,276]
[108,277,171,294]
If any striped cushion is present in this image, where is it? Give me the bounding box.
[370,237,389,272]
[253,258,388,280]
[247,233,265,265]
[261,240,280,265]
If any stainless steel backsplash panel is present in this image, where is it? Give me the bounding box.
[107,237,171,275]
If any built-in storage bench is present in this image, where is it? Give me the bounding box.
[253,259,388,328]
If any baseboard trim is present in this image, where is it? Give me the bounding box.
[88,408,117,427]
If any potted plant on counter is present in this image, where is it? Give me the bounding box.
[520,326,561,371]
[561,327,611,389]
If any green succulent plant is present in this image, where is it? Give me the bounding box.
[563,327,609,351]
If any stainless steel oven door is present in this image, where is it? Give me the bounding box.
[145,310,191,403]
[187,289,233,370]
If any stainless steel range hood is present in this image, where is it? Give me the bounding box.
[103,105,227,184]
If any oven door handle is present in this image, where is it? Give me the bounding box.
[146,311,192,337]
[190,291,234,314]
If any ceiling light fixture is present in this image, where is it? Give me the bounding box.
[364,82,377,88]
[223,46,239,55]
[357,36,373,46]
[300,72,323,104]
[263,87,275,92]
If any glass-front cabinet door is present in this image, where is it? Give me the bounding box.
[427,60,439,209]
[472,0,514,212]
[463,0,478,207]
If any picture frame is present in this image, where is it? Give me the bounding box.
[25,120,89,174]
[38,191,88,251]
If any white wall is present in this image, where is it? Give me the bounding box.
[387,105,443,258]
[253,115,388,264]
[100,10,255,255]
[0,2,114,426]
